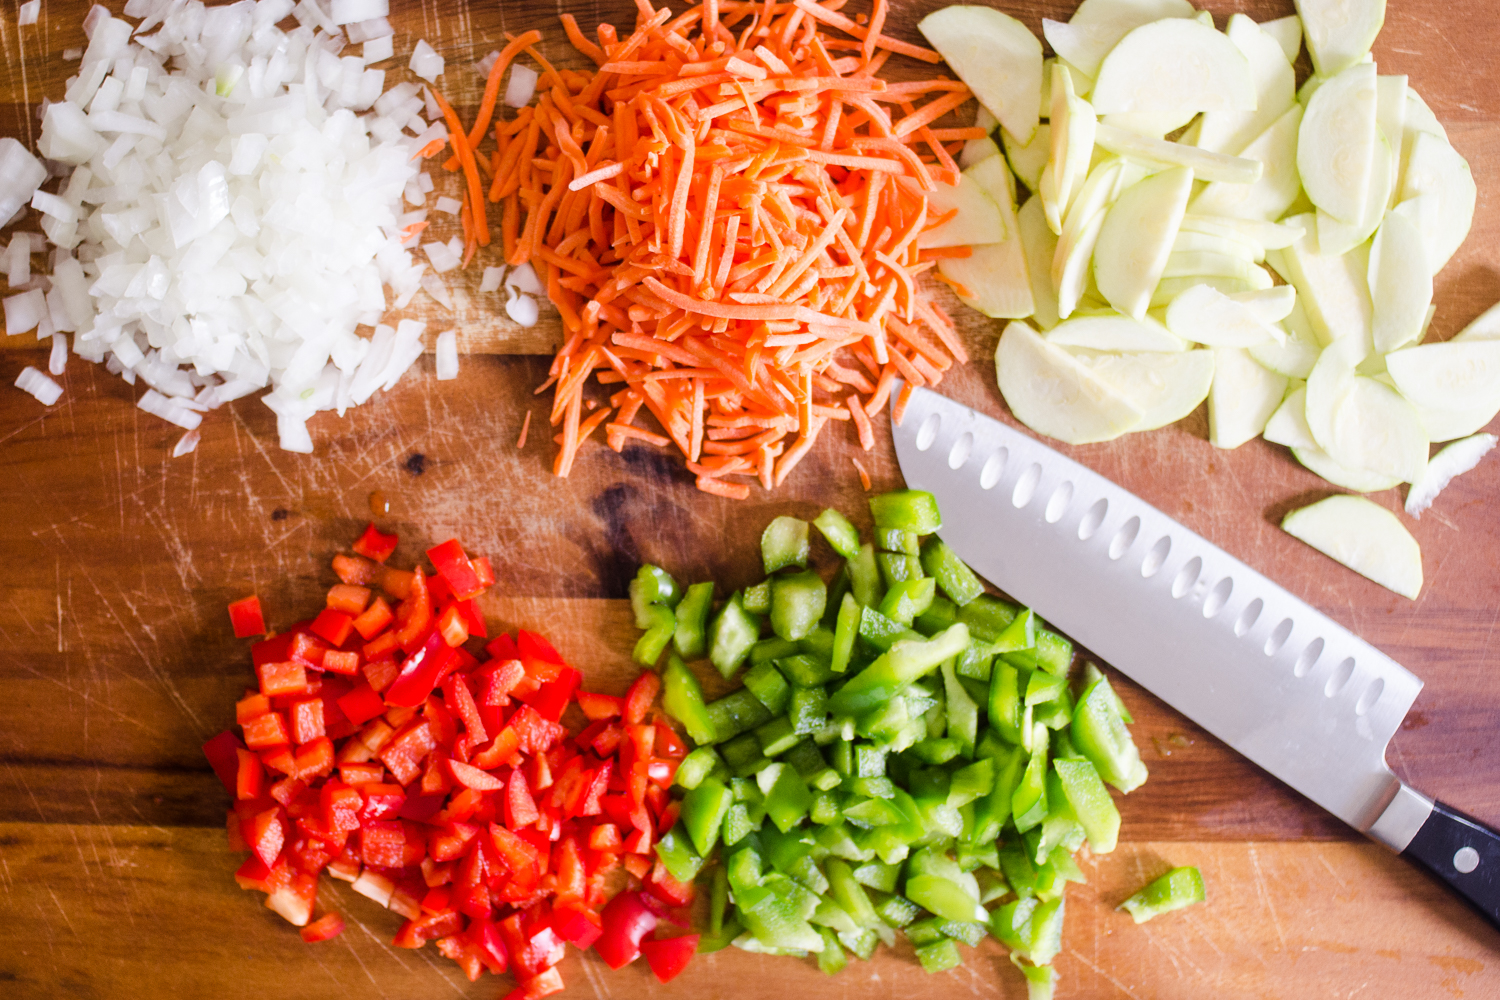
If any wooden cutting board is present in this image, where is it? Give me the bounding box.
[2,1,1499,997]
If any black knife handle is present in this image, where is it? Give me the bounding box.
[1401,799,1500,930]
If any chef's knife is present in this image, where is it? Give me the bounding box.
[891,385,1500,930]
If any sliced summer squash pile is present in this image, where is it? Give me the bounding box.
[629,491,1163,998]
[915,0,1496,599]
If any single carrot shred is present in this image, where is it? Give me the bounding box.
[459,0,975,491]
[852,455,872,491]
[517,410,532,449]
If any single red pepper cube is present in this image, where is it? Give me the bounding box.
[259,745,297,776]
[244,806,286,869]
[294,737,334,781]
[576,691,624,721]
[287,631,329,668]
[485,633,519,660]
[471,556,495,589]
[352,522,400,563]
[310,608,355,647]
[235,748,265,800]
[454,598,487,638]
[337,684,385,726]
[357,783,408,824]
[360,820,407,869]
[623,671,660,726]
[326,584,371,615]
[322,783,362,834]
[257,660,309,698]
[251,630,296,669]
[351,596,394,640]
[242,711,291,750]
[235,692,272,724]
[203,730,246,794]
[654,723,687,759]
[321,650,360,676]
[437,603,469,647]
[362,630,400,662]
[300,911,346,943]
[640,933,698,983]
[332,552,380,586]
[426,539,486,600]
[289,698,326,744]
[228,596,266,638]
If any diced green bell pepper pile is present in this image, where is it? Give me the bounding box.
[632,491,1160,999]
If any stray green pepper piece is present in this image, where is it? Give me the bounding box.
[771,571,827,642]
[708,591,761,679]
[663,655,717,745]
[633,603,676,665]
[870,489,943,534]
[673,582,715,659]
[814,508,862,560]
[762,516,811,573]
[1011,956,1058,1000]
[630,565,681,626]
[758,762,814,832]
[920,537,985,607]
[1120,866,1205,923]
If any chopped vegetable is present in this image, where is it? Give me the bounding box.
[1119,866,1206,923]
[227,597,266,639]
[634,490,1153,994]
[206,524,697,995]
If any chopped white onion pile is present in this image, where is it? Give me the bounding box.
[434,328,458,380]
[18,1,39,26]
[8,0,446,452]
[15,365,62,405]
[504,64,538,109]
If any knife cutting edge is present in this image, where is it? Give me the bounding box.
[891,384,1500,931]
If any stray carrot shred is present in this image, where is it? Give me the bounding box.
[852,456,872,491]
[441,0,973,492]
[517,410,532,449]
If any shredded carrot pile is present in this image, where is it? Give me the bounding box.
[434,0,976,498]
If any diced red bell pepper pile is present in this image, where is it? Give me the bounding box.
[203,525,699,998]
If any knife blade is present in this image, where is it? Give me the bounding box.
[892,384,1500,929]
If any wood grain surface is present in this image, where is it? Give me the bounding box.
[2,0,1499,998]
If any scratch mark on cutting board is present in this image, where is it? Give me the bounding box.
[1066,947,1144,999]
[578,951,612,999]
[338,929,390,998]
[46,888,77,935]
[1248,843,1288,954]
[411,948,469,996]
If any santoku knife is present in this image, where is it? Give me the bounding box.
[891,384,1500,930]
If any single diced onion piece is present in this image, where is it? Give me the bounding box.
[351,868,395,907]
[918,6,1043,145]
[434,196,462,216]
[1093,166,1193,321]
[480,266,505,292]
[15,365,62,405]
[1405,434,1498,518]
[138,388,204,431]
[329,0,387,25]
[421,273,454,310]
[363,36,394,64]
[409,39,445,83]
[48,332,68,375]
[1282,495,1423,599]
[1297,63,1378,226]
[1069,348,1216,431]
[505,261,543,295]
[3,288,46,334]
[505,64,538,108]
[0,137,47,224]
[1208,347,1287,449]
[435,329,459,381]
[506,291,540,328]
[995,321,1144,445]
[172,429,201,458]
[1091,19,1257,115]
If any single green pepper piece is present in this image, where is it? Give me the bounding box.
[998,842,1038,901]
[771,570,827,641]
[919,537,985,607]
[656,822,705,882]
[904,916,947,946]
[853,743,887,778]
[743,581,772,615]
[825,857,880,927]
[1034,771,1086,863]
[706,689,774,743]
[750,635,798,664]
[681,777,734,855]
[755,715,800,757]
[789,685,829,735]
[878,577,937,625]
[822,567,851,630]
[975,867,1009,904]
[908,738,962,765]
[876,527,921,555]
[1120,867,1205,923]
[813,508,862,559]
[630,565,681,626]
[971,746,1023,843]
[810,790,840,824]
[915,938,962,973]
[956,838,1000,872]
[672,581,715,659]
[828,624,970,717]
[935,918,987,947]
[873,891,920,927]
[905,849,984,923]
[942,660,978,757]
[726,841,764,892]
[1027,896,1065,964]
[876,551,924,589]
[857,604,917,652]
[838,926,879,960]
[662,655,716,745]
[1031,628,1074,676]
[948,757,995,808]
[913,596,958,636]
[743,660,792,714]
[957,594,1020,643]
[814,822,871,862]
[710,864,730,934]
[708,591,761,679]
[851,859,901,893]
[1025,669,1067,706]
[992,607,1036,653]
[988,661,1025,745]
[870,489,942,534]
[721,732,771,776]
[1072,668,1147,792]
[722,802,757,846]
[830,592,861,674]
[1012,725,1050,833]
[759,822,814,871]
[633,603,676,665]
[955,641,995,681]
[758,762,814,832]
[1084,661,1134,722]
[1012,957,1058,1000]
[761,515,810,573]
[675,746,724,790]
[816,927,848,974]
[989,895,1038,953]
[735,883,825,952]
[1053,757,1120,854]
[842,545,880,609]
[776,652,836,687]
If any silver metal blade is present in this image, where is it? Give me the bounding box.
[892,386,1422,835]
